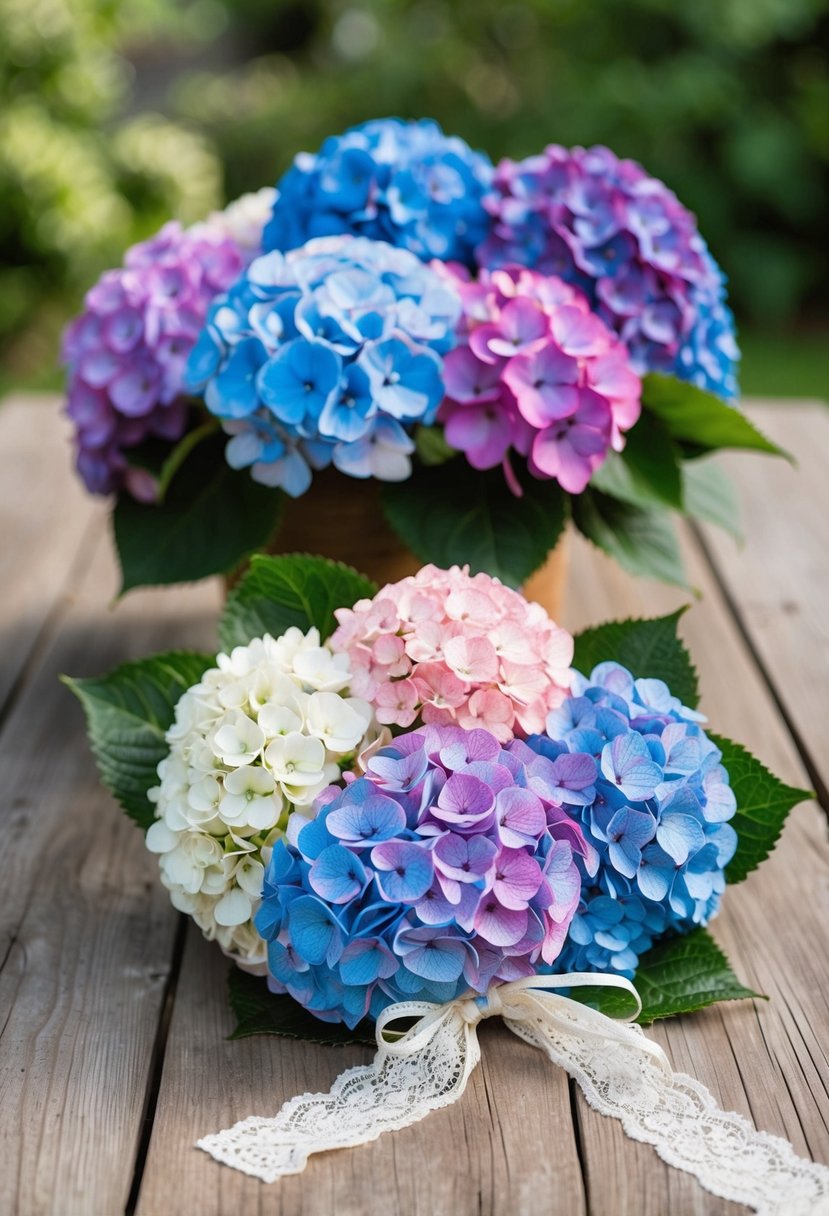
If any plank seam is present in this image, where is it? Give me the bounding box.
[690,522,829,822]
[0,938,26,1041]
[124,914,188,1216]
[0,862,40,1026]
[568,1077,592,1214]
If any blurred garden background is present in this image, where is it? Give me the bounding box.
[1,0,827,398]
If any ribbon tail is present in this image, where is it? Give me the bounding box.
[506,1009,829,1216]
[197,1011,480,1183]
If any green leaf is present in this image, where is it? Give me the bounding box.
[227,967,375,1045]
[591,417,683,510]
[219,553,377,650]
[113,433,283,594]
[571,488,690,589]
[711,735,811,883]
[641,373,788,458]
[681,457,742,540]
[573,929,759,1024]
[572,608,699,707]
[62,652,213,830]
[381,459,568,588]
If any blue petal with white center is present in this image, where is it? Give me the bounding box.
[185,234,460,493]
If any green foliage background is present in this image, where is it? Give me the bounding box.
[2,0,827,388]
[0,0,224,366]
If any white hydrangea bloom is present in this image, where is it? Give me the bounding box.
[198,187,277,261]
[146,629,374,969]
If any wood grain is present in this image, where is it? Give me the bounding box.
[0,395,102,713]
[698,401,829,804]
[1,395,828,1216]
[0,401,223,1215]
[561,524,829,1215]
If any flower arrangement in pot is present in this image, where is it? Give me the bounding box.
[66,553,824,1207]
[62,119,786,612]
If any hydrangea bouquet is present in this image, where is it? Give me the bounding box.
[62,119,787,598]
[67,554,823,1202]
[68,554,807,1024]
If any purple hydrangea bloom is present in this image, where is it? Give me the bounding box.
[254,723,591,1028]
[185,236,461,495]
[477,145,740,400]
[530,661,738,978]
[264,118,494,269]
[62,220,249,498]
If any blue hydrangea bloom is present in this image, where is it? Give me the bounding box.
[185,236,461,494]
[673,290,741,401]
[264,118,494,269]
[530,661,738,978]
[254,723,591,1028]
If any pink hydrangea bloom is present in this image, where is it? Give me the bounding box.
[330,564,574,740]
[436,264,642,495]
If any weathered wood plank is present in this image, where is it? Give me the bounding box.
[698,401,829,804]
[3,393,827,1216]
[0,504,222,1215]
[0,395,103,713]
[560,525,829,1215]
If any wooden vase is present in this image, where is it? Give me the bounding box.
[255,468,568,621]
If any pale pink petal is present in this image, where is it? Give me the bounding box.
[374,679,420,727]
[444,635,500,683]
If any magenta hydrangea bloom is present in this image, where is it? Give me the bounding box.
[330,563,574,740]
[436,264,641,494]
[62,220,250,499]
[254,723,590,1027]
[477,145,739,400]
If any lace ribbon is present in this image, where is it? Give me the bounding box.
[197,974,829,1213]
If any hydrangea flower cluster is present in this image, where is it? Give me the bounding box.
[184,236,461,495]
[263,118,494,268]
[435,265,641,493]
[254,723,591,1027]
[477,145,740,400]
[532,661,738,977]
[62,193,274,499]
[330,564,574,739]
[145,629,376,968]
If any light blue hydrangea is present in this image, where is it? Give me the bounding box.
[263,118,494,268]
[528,661,738,978]
[185,236,461,494]
[673,289,741,401]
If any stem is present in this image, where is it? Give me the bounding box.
[157,416,221,501]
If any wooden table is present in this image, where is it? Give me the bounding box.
[1,395,828,1216]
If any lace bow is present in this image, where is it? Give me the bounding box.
[198,973,829,1214]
